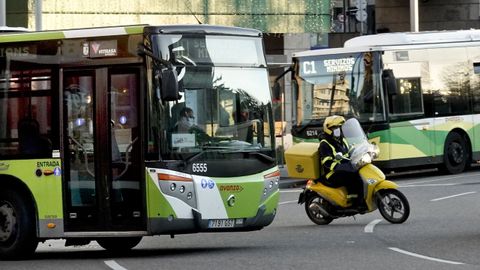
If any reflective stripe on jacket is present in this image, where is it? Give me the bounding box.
[319,138,349,180]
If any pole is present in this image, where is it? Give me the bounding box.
[410,0,419,32]
[35,0,42,31]
[0,0,6,27]
[342,0,347,32]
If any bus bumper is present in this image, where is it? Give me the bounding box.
[149,200,277,234]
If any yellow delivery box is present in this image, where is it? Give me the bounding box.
[284,142,320,179]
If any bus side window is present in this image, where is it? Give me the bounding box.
[474,62,480,113]
[0,67,54,158]
[18,118,52,157]
[388,77,423,118]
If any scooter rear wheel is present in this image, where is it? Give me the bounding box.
[305,195,333,225]
[376,189,410,224]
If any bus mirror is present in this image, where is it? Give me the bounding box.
[382,69,398,95]
[161,69,181,101]
[272,81,281,100]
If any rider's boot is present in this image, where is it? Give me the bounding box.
[348,194,367,212]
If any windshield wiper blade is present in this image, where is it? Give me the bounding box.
[294,119,322,134]
[248,151,275,163]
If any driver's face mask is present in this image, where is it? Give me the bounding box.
[332,128,341,138]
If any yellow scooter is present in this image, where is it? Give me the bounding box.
[297,118,410,225]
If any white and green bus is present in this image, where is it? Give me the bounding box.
[288,29,480,174]
[0,25,279,259]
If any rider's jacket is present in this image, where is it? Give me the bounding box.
[318,133,350,180]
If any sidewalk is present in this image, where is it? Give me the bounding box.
[279,165,306,189]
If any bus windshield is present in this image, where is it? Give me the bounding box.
[149,34,274,160]
[294,51,385,125]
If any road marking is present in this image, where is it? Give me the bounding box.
[401,173,480,185]
[364,219,382,233]
[400,183,457,188]
[105,260,128,270]
[279,200,298,205]
[280,189,303,193]
[430,191,477,202]
[388,247,464,265]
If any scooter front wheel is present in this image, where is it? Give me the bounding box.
[305,195,333,225]
[376,189,410,224]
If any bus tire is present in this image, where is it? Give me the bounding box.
[441,132,468,174]
[0,189,38,260]
[97,237,142,253]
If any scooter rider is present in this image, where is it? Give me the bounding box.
[318,115,365,208]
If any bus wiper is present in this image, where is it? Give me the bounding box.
[248,151,275,163]
[184,150,207,164]
[294,119,322,134]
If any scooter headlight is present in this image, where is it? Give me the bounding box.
[372,144,380,159]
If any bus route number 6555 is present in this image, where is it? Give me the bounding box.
[192,163,208,173]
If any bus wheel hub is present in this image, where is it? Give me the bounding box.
[449,142,464,164]
[0,203,16,242]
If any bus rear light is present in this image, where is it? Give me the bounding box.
[158,173,193,182]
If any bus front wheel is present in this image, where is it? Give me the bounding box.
[97,237,142,253]
[0,189,38,260]
[441,132,468,174]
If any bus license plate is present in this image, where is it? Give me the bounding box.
[208,219,235,228]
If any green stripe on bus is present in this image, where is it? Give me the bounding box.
[0,32,66,43]
[124,26,145,35]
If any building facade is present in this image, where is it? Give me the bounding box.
[375,0,480,32]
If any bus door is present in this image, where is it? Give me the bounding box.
[62,67,144,232]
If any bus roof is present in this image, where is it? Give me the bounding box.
[293,46,379,58]
[0,25,146,43]
[0,26,29,33]
[344,29,480,47]
[144,24,262,37]
[0,24,262,44]
[293,29,480,59]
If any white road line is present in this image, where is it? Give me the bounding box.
[364,219,382,233]
[400,183,458,188]
[279,200,298,205]
[388,247,464,265]
[105,260,128,270]
[430,191,477,202]
[280,189,303,193]
[401,173,480,185]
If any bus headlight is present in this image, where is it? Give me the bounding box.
[263,170,280,198]
[157,172,196,208]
